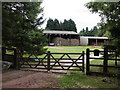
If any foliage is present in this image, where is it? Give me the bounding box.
[45,18,77,32]
[80,26,98,36]
[2,2,47,54]
[85,2,120,50]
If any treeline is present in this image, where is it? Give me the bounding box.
[45,18,77,32]
[80,26,110,37]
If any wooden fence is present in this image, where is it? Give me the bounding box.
[86,48,120,76]
[2,47,120,76]
[20,51,85,72]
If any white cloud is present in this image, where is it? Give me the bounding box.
[41,0,101,32]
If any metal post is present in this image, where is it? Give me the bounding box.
[86,48,90,75]
[47,51,50,71]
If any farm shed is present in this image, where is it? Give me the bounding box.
[43,30,80,46]
[80,36,109,46]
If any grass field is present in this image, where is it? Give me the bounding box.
[46,46,101,53]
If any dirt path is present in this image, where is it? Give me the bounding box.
[2,70,62,88]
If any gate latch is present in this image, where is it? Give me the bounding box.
[94,49,99,56]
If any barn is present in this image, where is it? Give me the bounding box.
[43,30,80,46]
[80,36,109,46]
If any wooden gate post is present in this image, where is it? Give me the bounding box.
[13,48,17,69]
[103,48,108,73]
[86,48,90,75]
[2,47,6,61]
[82,51,84,72]
[14,49,21,69]
[47,51,50,71]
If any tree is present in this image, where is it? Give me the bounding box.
[45,18,54,30]
[45,18,77,32]
[80,26,100,36]
[68,19,77,32]
[62,19,69,31]
[86,2,120,50]
[2,2,47,54]
[80,27,91,36]
[53,19,61,30]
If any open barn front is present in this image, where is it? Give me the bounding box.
[43,30,80,46]
[88,38,108,46]
[80,36,109,46]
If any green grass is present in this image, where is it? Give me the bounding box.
[21,46,101,58]
[46,46,101,53]
[57,71,118,88]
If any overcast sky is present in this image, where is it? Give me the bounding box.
[41,0,101,32]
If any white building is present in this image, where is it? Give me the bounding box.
[80,36,109,46]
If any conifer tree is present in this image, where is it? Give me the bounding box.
[2,2,47,54]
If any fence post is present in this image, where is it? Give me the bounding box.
[14,49,21,69]
[103,48,108,73]
[2,47,6,61]
[47,51,50,71]
[13,48,17,69]
[86,48,90,75]
[82,51,84,72]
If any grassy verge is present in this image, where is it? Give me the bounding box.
[57,59,119,88]
[57,71,118,88]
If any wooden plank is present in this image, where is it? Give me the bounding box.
[50,65,82,67]
[108,59,120,61]
[89,64,120,68]
[90,64,104,67]
[50,68,82,71]
[89,57,104,59]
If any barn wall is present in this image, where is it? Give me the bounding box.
[51,37,80,46]
[71,39,80,46]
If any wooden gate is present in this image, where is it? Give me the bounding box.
[20,51,84,72]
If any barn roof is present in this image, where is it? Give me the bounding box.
[43,30,79,35]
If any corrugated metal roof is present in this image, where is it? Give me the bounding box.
[80,36,108,39]
[43,30,79,35]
